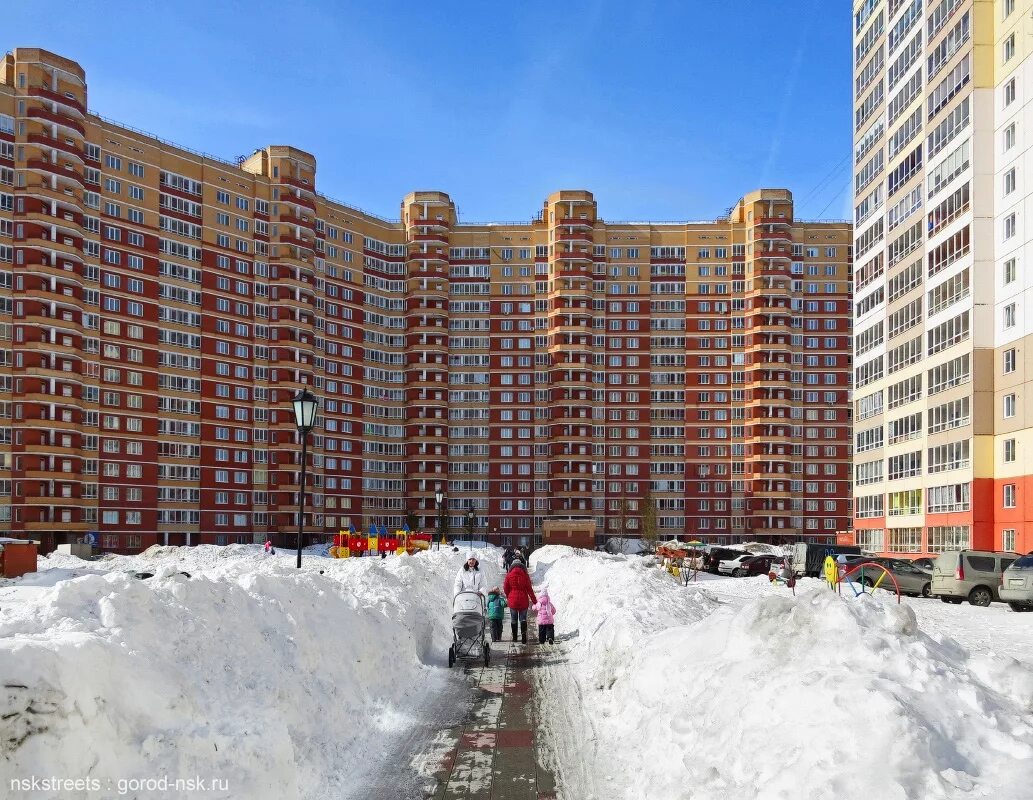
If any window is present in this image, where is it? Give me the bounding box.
[1004,348,1017,373]
[1004,438,1016,463]
[1005,124,1016,152]
[1005,78,1016,107]
[1003,529,1016,552]
[1005,168,1016,196]
[1004,394,1016,418]
[1004,33,1015,63]
[1004,484,1016,509]
[929,525,970,551]
[1004,303,1017,330]
[1004,258,1017,285]
[1005,213,1017,240]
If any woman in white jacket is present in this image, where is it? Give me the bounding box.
[453,551,486,597]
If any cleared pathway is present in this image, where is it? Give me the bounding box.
[414,618,558,799]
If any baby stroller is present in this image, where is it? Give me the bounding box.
[448,591,490,668]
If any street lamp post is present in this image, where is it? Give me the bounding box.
[435,489,444,550]
[465,505,475,543]
[291,388,319,569]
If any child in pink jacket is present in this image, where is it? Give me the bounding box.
[533,588,557,645]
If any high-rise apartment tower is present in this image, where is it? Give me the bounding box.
[0,48,852,553]
[852,0,1033,556]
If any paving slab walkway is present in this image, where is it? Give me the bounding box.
[416,618,558,800]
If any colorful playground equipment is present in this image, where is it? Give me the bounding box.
[824,555,901,603]
[328,531,434,558]
[658,541,705,585]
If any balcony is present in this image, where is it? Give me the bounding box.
[555,249,592,263]
[411,232,449,246]
[558,218,593,229]
[411,217,450,231]
[409,249,449,264]
[27,86,87,116]
[27,132,86,162]
[27,106,85,137]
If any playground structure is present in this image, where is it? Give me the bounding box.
[658,541,705,584]
[833,557,902,603]
[327,531,435,558]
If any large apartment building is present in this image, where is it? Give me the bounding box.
[852,0,1033,557]
[0,47,852,554]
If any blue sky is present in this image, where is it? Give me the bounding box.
[8,0,852,222]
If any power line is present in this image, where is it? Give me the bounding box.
[814,178,852,220]
[796,153,852,206]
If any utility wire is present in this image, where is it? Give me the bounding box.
[796,153,852,206]
[813,178,853,220]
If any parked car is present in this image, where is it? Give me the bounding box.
[930,550,1021,607]
[910,557,935,572]
[736,554,783,577]
[999,553,1033,612]
[705,547,748,574]
[718,553,757,576]
[847,558,931,598]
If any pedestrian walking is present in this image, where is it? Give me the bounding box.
[502,545,516,571]
[486,586,507,642]
[533,588,557,644]
[453,550,486,597]
[503,560,536,643]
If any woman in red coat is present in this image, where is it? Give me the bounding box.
[503,560,537,643]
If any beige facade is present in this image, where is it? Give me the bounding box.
[852,0,1033,556]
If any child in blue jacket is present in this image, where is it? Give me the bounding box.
[486,586,507,642]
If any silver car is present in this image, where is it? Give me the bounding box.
[931,550,1021,607]
[1000,553,1033,612]
[851,558,932,598]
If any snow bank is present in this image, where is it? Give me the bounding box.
[0,544,501,799]
[531,547,1033,800]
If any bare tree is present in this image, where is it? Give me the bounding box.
[641,491,659,553]
[405,509,420,534]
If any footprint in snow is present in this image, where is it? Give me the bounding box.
[0,683,63,753]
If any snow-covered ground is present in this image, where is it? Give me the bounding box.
[3,543,1032,800]
[0,544,501,800]
[530,547,1033,800]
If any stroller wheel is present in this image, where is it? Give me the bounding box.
[483,643,490,667]
[448,645,455,668]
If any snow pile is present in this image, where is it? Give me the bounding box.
[531,546,718,691]
[532,547,1033,800]
[0,545,501,800]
